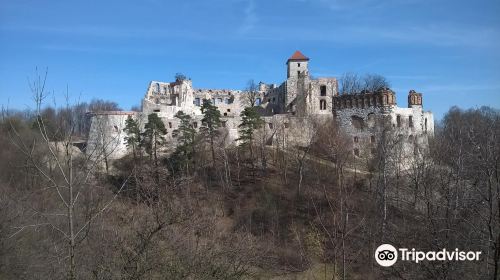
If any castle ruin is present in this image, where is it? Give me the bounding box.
[86,51,434,162]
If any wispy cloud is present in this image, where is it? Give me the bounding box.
[361,24,500,48]
[243,23,500,48]
[318,0,382,11]
[239,0,258,33]
[39,44,165,56]
[312,0,422,12]
[0,24,213,41]
[420,83,500,93]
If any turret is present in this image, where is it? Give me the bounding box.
[408,90,422,107]
[287,50,309,79]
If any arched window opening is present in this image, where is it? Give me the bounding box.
[353,149,360,157]
[367,113,375,128]
[351,115,365,130]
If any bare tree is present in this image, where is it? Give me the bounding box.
[339,73,361,95]
[242,79,260,107]
[362,74,390,93]
[7,71,130,279]
[339,73,390,95]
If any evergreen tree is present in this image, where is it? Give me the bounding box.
[141,113,167,169]
[123,116,141,160]
[172,111,196,174]
[237,107,264,164]
[200,99,222,166]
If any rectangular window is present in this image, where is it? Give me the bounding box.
[269,123,273,129]
[354,136,358,143]
[217,98,223,104]
[153,109,160,112]
[320,85,327,96]
[168,122,172,128]
[194,98,200,106]
[409,116,413,128]
[396,115,401,127]
[370,135,375,143]
[221,121,226,127]
[193,122,198,128]
[227,109,231,112]
[320,100,326,110]
[284,122,289,128]
[354,149,360,157]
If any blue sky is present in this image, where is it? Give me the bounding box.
[1,0,499,120]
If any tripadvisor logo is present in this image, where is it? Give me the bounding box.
[375,244,398,267]
[375,244,482,267]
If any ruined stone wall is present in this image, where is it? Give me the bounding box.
[86,112,137,161]
[143,79,197,117]
[304,77,337,116]
[333,90,434,160]
[262,82,286,114]
[261,114,333,148]
[143,79,248,120]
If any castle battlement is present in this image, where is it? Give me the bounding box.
[333,88,397,110]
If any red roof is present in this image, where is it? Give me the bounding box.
[287,50,309,62]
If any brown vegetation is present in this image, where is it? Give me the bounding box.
[0,78,499,280]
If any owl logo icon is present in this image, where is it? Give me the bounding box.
[375,244,398,267]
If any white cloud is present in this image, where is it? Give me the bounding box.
[239,0,258,33]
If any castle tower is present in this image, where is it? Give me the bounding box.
[287,50,309,79]
[408,90,423,108]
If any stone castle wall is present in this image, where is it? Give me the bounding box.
[86,111,136,161]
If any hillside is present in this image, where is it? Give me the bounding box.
[0,106,499,279]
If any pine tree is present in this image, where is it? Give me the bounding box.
[141,113,167,169]
[172,111,196,174]
[200,99,222,166]
[237,107,264,166]
[123,116,141,160]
